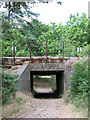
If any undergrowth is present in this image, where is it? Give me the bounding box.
[2,97,26,118]
[64,59,88,118]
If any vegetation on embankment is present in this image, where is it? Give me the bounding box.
[2,97,26,118]
[2,72,19,103]
[64,58,88,117]
[2,71,27,118]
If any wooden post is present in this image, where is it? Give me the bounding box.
[63,40,64,58]
[13,93,16,99]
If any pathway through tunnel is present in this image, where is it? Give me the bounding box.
[30,71,64,98]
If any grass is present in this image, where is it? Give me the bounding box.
[33,75,56,85]
[34,77,51,82]
[2,97,26,118]
[72,106,88,118]
[63,91,88,118]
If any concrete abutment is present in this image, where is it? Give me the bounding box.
[17,63,72,96]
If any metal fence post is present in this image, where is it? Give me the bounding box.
[13,46,15,65]
[46,40,48,63]
[29,41,32,63]
[63,40,64,58]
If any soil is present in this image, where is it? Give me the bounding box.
[11,80,86,118]
[2,65,22,74]
[11,91,85,118]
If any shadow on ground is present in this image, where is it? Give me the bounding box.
[32,90,62,99]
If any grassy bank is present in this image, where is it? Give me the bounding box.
[2,97,26,118]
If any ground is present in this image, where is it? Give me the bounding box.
[10,91,85,118]
[3,65,22,75]
[5,79,86,118]
[12,79,86,118]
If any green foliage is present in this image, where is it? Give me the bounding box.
[1,4,88,57]
[31,20,50,38]
[38,23,63,56]
[38,13,88,57]
[80,45,89,56]
[2,72,19,103]
[70,59,88,110]
[3,2,39,21]
[2,15,49,57]
[2,25,27,57]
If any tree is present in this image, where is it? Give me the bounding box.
[3,2,39,21]
[38,13,88,57]
[66,13,88,47]
[2,10,88,57]
[2,72,19,103]
[1,2,40,57]
[2,16,50,57]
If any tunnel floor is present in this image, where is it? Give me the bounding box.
[32,90,62,98]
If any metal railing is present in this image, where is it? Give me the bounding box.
[29,39,65,63]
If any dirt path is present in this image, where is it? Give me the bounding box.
[12,80,84,118]
[34,80,54,93]
[13,93,83,118]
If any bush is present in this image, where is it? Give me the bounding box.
[16,50,30,57]
[2,72,19,104]
[80,45,89,57]
[70,59,88,110]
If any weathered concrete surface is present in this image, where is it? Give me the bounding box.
[18,64,28,77]
[17,64,30,91]
[17,63,71,92]
[29,63,64,71]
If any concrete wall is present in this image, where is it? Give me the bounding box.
[17,63,72,92]
[16,64,30,91]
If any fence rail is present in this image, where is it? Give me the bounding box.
[29,40,65,63]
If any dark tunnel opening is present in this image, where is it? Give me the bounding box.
[30,71,64,98]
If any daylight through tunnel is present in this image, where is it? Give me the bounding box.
[30,71,64,98]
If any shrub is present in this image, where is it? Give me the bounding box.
[2,72,19,104]
[70,59,88,109]
[80,45,89,57]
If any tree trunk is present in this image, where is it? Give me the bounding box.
[8,2,11,21]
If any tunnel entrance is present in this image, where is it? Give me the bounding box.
[30,71,64,98]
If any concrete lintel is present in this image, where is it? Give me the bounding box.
[29,63,65,71]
